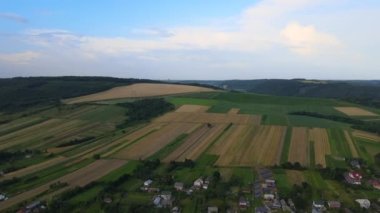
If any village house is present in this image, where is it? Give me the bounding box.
[207,206,218,213]
[103,197,112,204]
[174,182,184,191]
[344,171,362,185]
[349,159,361,169]
[312,200,325,213]
[355,199,370,209]
[327,201,341,209]
[0,193,8,201]
[193,177,204,188]
[144,179,153,187]
[239,196,249,209]
[171,206,181,213]
[271,199,281,209]
[263,193,275,200]
[368,179,380,190]
[153,191,173,208]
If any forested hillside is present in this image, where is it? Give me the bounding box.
[0,77,158,112]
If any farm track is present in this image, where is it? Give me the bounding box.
[0,159,126,212]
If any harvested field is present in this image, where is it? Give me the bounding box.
[286,170,305,185]
[335,107,377,116]
[65,83,215,104]
[153,112,261,125]
[0,159,126,211]
[288,127,309,166]
[344,131,359,157]
[352,130,380,142]
[163,124,227,162]
[175,104,209,112]
[213,125,287,167]
[309,128,331,167]
[113,123,197,160]
[228,108,240,114]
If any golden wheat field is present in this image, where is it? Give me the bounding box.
[65,83,215,103]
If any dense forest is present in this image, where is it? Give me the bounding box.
[0,77,159,113]
[117,98,175,128]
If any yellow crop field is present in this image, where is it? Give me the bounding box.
[309,128,331,167]
[113,123,196,160]
[164,124,227,162]
[65,83,215,104]
[213,125,286,167]
[175,104,209,112]
[352,130,380,142]
[288,127,309,166]
[335,107,377,116]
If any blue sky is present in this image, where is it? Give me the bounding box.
[1,0,380,79]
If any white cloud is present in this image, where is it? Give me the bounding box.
[280,22,341,55]
[0,51,40,64]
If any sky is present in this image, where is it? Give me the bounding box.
[0,0,379,80]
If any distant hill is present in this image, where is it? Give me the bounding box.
[0,77,218,113]
[0,77,159,112]
[178,79,380,108]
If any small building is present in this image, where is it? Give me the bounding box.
[239,196,249,208]
[313,201,325,210]
[0,193,8,201]
[272,199,281,209]
[263,193,274,200]
[172,206,181,213]
[174,182,184,191]
[208,206,218,213]
[369,179,380,190]
[355,199,370,209]
[202,182,209,190]
[288,198,295,208]
[350,159,361,169]
[327,201,341,209]
[153,191,173,208]
[144,179,153,187]
[344,171,362,185]
[194,178,204,188]
[103,197,112,204]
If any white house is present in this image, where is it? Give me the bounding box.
[144,179,153,187]
[356,199,371,209]
[194,178,204,188]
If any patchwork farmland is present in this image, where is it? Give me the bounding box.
[1,84,380,212]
